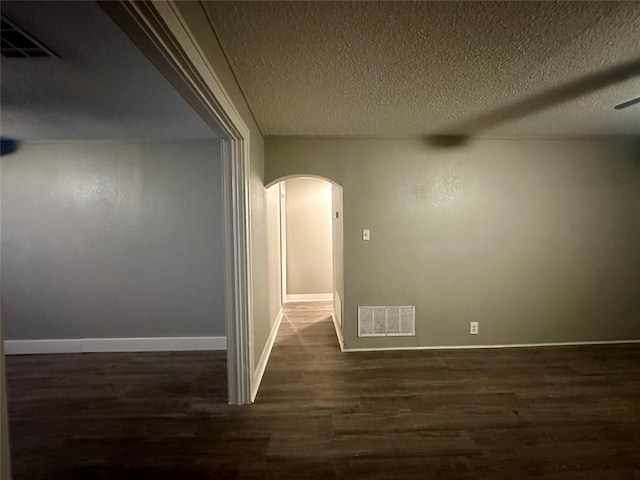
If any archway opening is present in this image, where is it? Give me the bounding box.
[266,175,344,349]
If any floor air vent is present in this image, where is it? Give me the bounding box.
[358,306,415,337]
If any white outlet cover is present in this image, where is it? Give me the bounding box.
[470,322,479,335]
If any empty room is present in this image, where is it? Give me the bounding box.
[2,1,639,479]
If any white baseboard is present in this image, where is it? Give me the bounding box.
[285,293,332,303]
[332,313,345,352]
[3,336,227,355]
[251,307,284,402]
[343,339,640,353]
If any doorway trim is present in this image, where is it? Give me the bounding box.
[101,0,254,404]
[278,183,288,305]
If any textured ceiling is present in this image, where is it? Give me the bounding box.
[205,1,640,138]
[0,1,215,141]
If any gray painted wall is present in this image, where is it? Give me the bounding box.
[1,140,225,339]
[266,137,640,349]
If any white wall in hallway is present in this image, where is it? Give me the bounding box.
[285,177,333,295]
[266,183,283,324]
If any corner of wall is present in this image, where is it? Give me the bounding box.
[251,306,283,402]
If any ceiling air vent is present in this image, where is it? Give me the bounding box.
[1,16,57,58]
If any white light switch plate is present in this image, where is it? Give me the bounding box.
[362,229,370,241]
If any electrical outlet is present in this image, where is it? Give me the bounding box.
[469,322,479,335]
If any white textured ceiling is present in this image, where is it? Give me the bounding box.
[205,1,640,138]
[1,1,215,141]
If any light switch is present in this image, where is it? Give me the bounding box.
[362,229,370,241]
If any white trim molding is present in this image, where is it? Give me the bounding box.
[332,314,345,352]
[343,339,640,353]
[251,307,284,402]
[285,293,333,303]
[4,337,227,355]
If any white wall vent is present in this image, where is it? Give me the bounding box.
[358,306,415,337]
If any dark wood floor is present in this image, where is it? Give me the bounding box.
[6,302,640,479]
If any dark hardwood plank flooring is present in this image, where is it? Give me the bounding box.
[6,302,640,479]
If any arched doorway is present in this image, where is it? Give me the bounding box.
[266,175,344,349]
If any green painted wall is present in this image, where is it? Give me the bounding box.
[266,137,640,349]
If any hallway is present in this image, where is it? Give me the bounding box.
[256,301,342,405]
